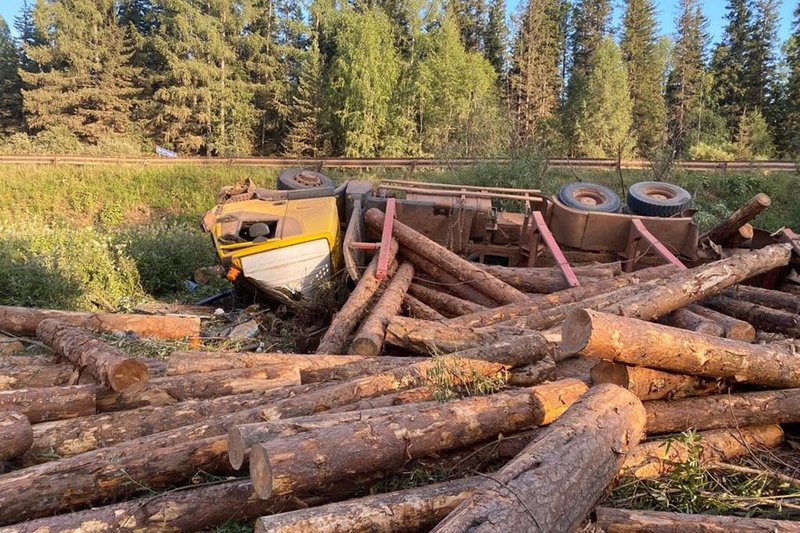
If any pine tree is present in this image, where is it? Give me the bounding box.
[576,37,633,157]
[745,0,779,111]
[666,0,709,154]
[621,0,667,156]
[709,0,753,131]
[20,0,140,144]
[0,17,23,136]
[509,0,567,146]
[284,33,325,156]
[785,3,800,156]
[483,0,508,78]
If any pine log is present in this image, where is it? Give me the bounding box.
[448,264,679,328]
[556,356,599,383]
[408,283,485,317]
[431,384,646,533]
[249,379,590,498]
[36,319,149,392]
[479,262,619,293]
[95,364,300,411]
[620,425,783,479]
[402,249,499,307]
[780,283,800,296]
[317,240,399,354]
[663,308,725,337]
[0,361,76,390]
[595,507,800,532]
[0,385,96,423]
[296,356,425,383]
[507,356,557,386]
[350,262,415,356]
[403,294,445,321]
[0,305,199,340]
[385,315,528,354]
[645,388,800,434]
[705,295,800,337]
[727,222,755,247]
[605,244,792,320]
[0,411,32,462]
[563,309,800,388]
[366,208,527,304]
[723,284,800,314]
[701,193,772,245]
[591,361,724,401]
[324,387,434,413]
[450,332,557,367]
[0,359,504,522]
[255,477,478,533]
[687,304,756,342]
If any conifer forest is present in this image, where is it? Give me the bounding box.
[0,0,799,160]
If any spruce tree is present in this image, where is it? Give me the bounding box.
[20,0,140,144]
[483,0,508,79]
[621,0,666,156]
[0,17,23,136]
[448,0,487,53]
[14,0,45,74]
[745,0,778,111]
[785,3,800,156]
[709,0,753,131]
[284,34,325,156]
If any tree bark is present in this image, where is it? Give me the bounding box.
[688,304,756,342]
[350,262,415,356]
[448,264,679,328]
[562,309,800,388]
[644,388,800,434]
[385,315,528,354]
[595,506,800,532]
[701,193,772,245]
[408,283,485,317]
[556,356,599,383]
[316,240,399,354]
[0,385,96,423]
[0,305,200,340]
[254,477,478,533]
[507,356,557,386]
[606,244,792,321]
[705,295,800,337]
[478,262,619,293]
[250,379,589,498]
[401,249,498,307]
[0,412,32,462]
[431,384,645,533]
[0,361,76,390]
[662,308,725,337]
[450,332,556,367]
[366,208,527,304]
[620,425,783,479]
[36,319,150,392]
[297,357,425,383]
[403,294,445,321]
[590,361,724,401]
[723,284,800,314]
[95,365,300,411]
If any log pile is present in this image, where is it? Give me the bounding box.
[2,196,800,532]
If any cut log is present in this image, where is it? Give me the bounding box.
[403,249,499,307]
[605,244,792,320]
[324,387,434,414]
[701,193,772,245]
[591,361,724,401]
[36,319,149,392]
[95,364,300,411]
[556,356,599,383]
[645,388,800,434]
[595,506,800,533]
[0,411,32,462]
[250,379,590,498]
[0,385,96,423]
[562,309,800,388]
[727,222,755,247]
[780,283,800,296]
[479,262,619,293]
[408,283,485,317]
[705,295,800,337]
[0,361,77,390]
[366,208,527,304]
[317,240,399,354]
[385,315,527,354]
[451,332,557,368]
[0,359,505,522]
[507,356,557,386]
[350,261,415,356]
[255,477,478,533]
[688,304,756,342]
[620,425,783,479]
[431,384,645,533]
[448,264,680,328]
[0,305,200,340]
[403,294,445,321]
[662,307,725,337]
[723,284,800,314]
[296,357,425,383]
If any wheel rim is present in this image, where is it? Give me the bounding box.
[296,171,323,188]
[571,187,607,207]
[640,185,676,201]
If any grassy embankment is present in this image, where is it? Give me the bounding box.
[0,158,798,311]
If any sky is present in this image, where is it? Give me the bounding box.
[0,0,796,48]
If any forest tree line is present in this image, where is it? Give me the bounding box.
[0,0,799,160]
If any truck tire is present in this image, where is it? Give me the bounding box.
[557,183,621,213]
[626,181,692,217]
[277,168,335,191]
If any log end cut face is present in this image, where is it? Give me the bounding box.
[251,443,274,499]
[109,359,150,393]
[561,308,593,354]
[227,427,247,470]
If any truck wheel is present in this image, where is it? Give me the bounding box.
[557,183,621,213]
[626,181,692,217]
[276,168,335,191]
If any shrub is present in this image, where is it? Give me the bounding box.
[687,142,735,161]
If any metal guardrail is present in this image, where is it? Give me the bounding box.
[0,155,797,172]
